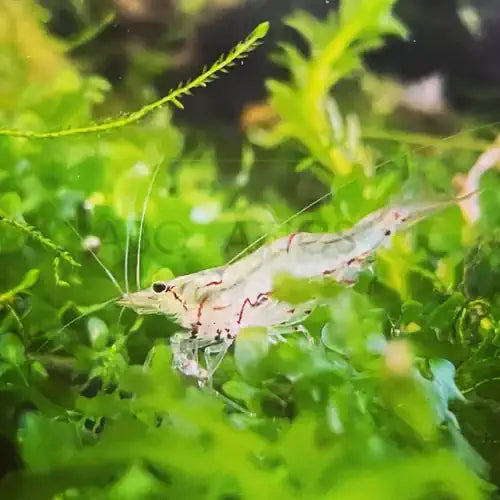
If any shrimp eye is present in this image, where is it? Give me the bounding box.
[152,282,167,293]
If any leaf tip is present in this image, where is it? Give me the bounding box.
[254,21,270,39]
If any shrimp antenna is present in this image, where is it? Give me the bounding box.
[62,218,124,295]
[227,191,333,265]
[124,210,135,296]
[117,306,127,329]
[37,297,117,352]
[227,122,498,265]
[226,157,404,265]
[58,298,117,334]
[136,163,162,291]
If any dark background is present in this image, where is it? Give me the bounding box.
[41,0,500,126]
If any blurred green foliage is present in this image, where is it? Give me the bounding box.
[252,0,406,176]
[0,0,500,498]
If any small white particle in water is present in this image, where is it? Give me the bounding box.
[132,161,150,177]
[82,235,101,252]
[190,203,219,224]
[83,199,94,211]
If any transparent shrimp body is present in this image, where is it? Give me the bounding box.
[118,196,458,381]
[118,194,468,380]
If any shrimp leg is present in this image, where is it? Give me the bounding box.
[170,333,209,379]
[203,339,233,382]
[268,324,314,344]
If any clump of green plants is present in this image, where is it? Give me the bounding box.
[0,0,499,498]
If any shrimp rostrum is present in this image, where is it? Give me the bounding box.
[117,195,468,382]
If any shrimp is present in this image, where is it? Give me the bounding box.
[454,146,500,223]
[117,194,472,383]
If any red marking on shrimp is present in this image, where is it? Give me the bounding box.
[287,233,298,253]
[342,279,357,285]
[392,211,400,220]
[237,292,271,324]
[347,254,366,266]
[167,286,188,311]
[197,296,208,322]
[204,280,222,287]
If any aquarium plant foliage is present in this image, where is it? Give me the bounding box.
[0,0,499,498]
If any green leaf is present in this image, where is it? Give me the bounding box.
[20,413,79,473]
[253,21,270,38]
[234,327,269,382]
[0,268,40,303]
[222,379,259,409]
[108,464,169,500]
[427,293,465,339]
[87,316,109,350]
[260,0,405,176]
[0,333,25,366]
